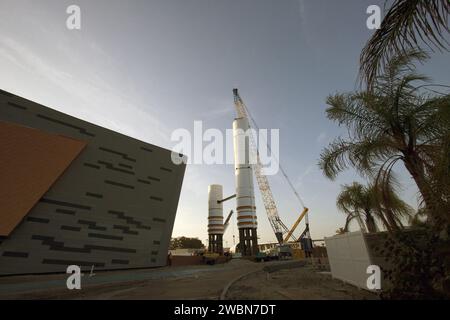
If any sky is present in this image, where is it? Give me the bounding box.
[1,0,449,248]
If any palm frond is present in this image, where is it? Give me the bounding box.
[318,138,355,180]
[360,0,450,88]
[374,160,414,223]
[319,136,397,179]
[326,92,387,137]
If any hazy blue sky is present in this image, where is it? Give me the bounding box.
[1,0,449,247]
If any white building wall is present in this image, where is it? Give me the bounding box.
[325,231,374,290]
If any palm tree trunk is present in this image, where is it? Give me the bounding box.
[364,210,378,233]
[356,215,367,233]
[375,209,393,232]
[343,215,352,232]
[384,209,401,231]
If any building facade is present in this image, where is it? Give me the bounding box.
[0,89,186,275]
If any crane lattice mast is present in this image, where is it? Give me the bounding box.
[233,89,293,244]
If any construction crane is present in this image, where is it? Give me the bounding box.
[284,207,309,243]
[232,89,311,245]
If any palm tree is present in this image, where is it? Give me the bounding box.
[336,182,411,233]
[319,50,450,233]
[360,0,450,88]
[336,182,376,232]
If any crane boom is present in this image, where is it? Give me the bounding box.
[233,89,291,244]
[284,207,309,242]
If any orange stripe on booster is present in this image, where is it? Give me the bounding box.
[238,221,258,226]
[237,215,257,220]
[237,206,256,211]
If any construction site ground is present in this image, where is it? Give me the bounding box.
[0,259,377,300]
[226,262,377,300]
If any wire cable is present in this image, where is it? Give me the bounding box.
[240,98,307,209]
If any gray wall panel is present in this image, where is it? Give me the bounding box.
[0,89,186,275]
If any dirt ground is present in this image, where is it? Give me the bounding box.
[226,264,378,300]
[0,259,377,300]
[0,259,263,300]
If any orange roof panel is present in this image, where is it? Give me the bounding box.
[0,121,86,236]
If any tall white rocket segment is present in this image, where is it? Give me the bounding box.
[233,117,258,256]
[208,184,224,254]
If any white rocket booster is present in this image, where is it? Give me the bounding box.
[208,184,224,235]
[233,117,257,230]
